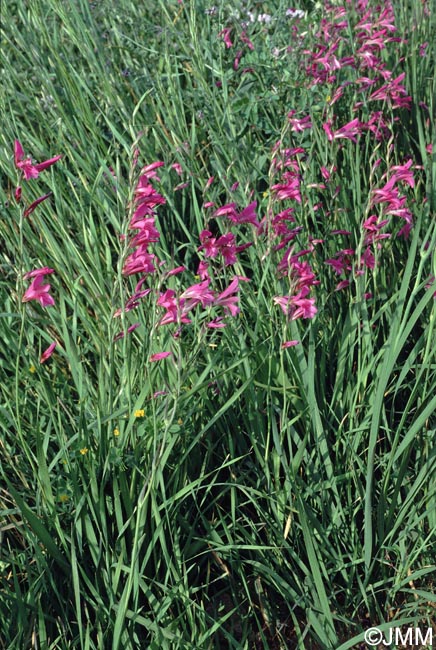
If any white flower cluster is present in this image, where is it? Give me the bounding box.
[245,7,305,24]
[285,8,305,19]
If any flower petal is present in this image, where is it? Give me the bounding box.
[149,351,172,362]
[40,341,57,363]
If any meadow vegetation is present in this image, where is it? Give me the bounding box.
[0,0,435,647]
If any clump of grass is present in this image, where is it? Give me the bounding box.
[0,0,435,648]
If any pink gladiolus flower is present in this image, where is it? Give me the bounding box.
[153,390,168,398]
[113,289,151,317]
[122,248,156,276]
[180,280,215,311]
[325,249,354,275]
[129,218,160,246]
[235,201,259,227]
[282,340,299,348]
[290,293,317,320]
[323,118,362,143]
[216,233,238,266]
[218,27,233,48]
[328,85,346,106]
[141,161,164,180]
[288,111,312,132]
[198,230,219,258]
[171,163,183,176]
[362,247,375,269]
[23,192,52,218]
[369,73,411,110]
[240,31,254,50]
[363,215,389,231]
[391,159,414,188]
[335,280,350,291]
[356,76,377,90]
[157,289,177,311]
[397,216,413,239]
[197,260,210,280]
[14,140,61,181]
[23,273,55,307]
[113,322,141,342]
[276,247,311,276]
[132,184,166,220]
[325,258,345,274]
[164,266,185,278]
[157,290,191,326]
[149,352,172,362]
[214,277,240,316]
[207,317,226,329]
[363,215,391,244]
[365,111,392,141]
[273,296,291,315]
[159,310,191,326]
[371,178,398,205]
[204,177,214,191]
[320,167,331,181]
[23,267,55,279]
[274,292,317,320]
[234,50,243,71]
[419,42,428,56]
[40,341,57,363]
[214,203,238,219]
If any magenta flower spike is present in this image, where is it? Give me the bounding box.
[14,140,61,181]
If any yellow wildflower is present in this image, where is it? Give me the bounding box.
[29,365,36,374]
[134,409,145,418]
[113,427,120,437]
[79,447,88,455]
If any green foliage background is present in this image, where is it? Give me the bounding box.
[0,0,435,648]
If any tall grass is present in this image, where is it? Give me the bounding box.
[1,0,435,648]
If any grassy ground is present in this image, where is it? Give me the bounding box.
[0,0,435,648]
